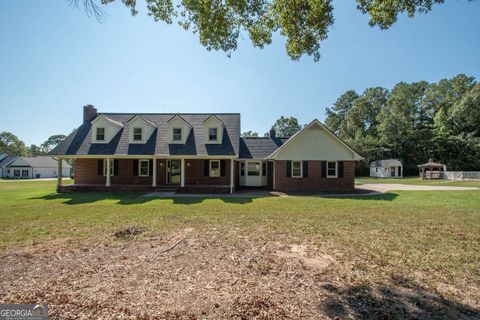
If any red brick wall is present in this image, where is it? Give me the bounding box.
[74,159,168,185]
[74,158,232,187]
[185,159,232,186]
[274,160,355,193]
[74,159,104,184]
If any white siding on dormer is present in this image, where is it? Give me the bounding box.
[204,116,224,144]
[168,117,191,144]
[128,116,155,144]
[91,116,123,144]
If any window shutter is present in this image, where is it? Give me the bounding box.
[303,161,308,177]
[114,160,119,176]
[204,160,209,176]
[220,160,226,176]
[97,160,103,176]
[338,161,344,178]
[133,160,138,176]
[149,160,153,176]
[286,161,291,178]
[321,161,326,178]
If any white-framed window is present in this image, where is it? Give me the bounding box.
[247,162,260,176]
[209,160,220,177]
[291,161,302,178]
[208,127,218,141]
[240,162,245,176]
[103,159,114,176]
[139,160,150,176]
[262,162,267,177]
[13,169,20,177]
[133,127,143,141]
[327,161,337,178]
[22,169,29,178]
[96,127,105,141]
[173,128,182,141]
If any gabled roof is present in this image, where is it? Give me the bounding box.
[167,114,192,127]
[49,113,240,157]
[0,156,17,168]
[8,156,71,168]
[267,119,363,160]
[203,115,224,126]
[127,115,157,128]
[92,114,124,128]
[371,159,402,167]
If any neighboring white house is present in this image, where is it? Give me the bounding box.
[0,156,72,179]
[370,159,403,178]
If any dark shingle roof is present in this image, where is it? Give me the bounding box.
[50,113,240,157]
[239,137,289,159]
[0,156,17,167]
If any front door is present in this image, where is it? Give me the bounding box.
[167,160,181,184]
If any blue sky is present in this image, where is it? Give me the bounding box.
[1,0,479,146]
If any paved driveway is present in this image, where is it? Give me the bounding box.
[357,183,480,193]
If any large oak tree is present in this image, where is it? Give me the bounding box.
[70,0,468,61]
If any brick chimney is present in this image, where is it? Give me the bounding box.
[269,128,276,138]
[83,105,97,123]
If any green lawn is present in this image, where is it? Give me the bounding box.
[1,179,479,306]
[356,176,480,187]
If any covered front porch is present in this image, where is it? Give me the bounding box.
[55,157,236,194]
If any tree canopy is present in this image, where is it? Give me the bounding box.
[71,0,467,61]
[0,132,29,156]
[0,133,68,157]
[325,74,480,174]
[241,131,259,137]
[41,135,67,154]
[271,116,302,137]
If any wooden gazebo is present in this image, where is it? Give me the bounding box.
[418,159,447,180]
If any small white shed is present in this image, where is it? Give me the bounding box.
[370,159,403,178]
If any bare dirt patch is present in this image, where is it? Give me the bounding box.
[0,229,478,319]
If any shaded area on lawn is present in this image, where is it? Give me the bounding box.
[30,192,257,205]
[30,191,399,205]
[321,277,480,319]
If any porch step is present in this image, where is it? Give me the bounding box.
[153,187,178,192]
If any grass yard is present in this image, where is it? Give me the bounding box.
[356,176,480,188]
[0,180,479,319]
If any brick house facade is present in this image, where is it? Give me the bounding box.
[50,106,362,193]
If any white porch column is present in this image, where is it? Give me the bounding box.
[272,161,276,190]
[230,159,234,194]
[106,158,111,187]
[57,157,63,189]
[152,158,157,187]
[180,158,185,187]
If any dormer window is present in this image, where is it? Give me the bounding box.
[203,115,224,144]
[96,128,105,141]
[133,128,142,141]
[208,128,218,142]
[173,128,182,141]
